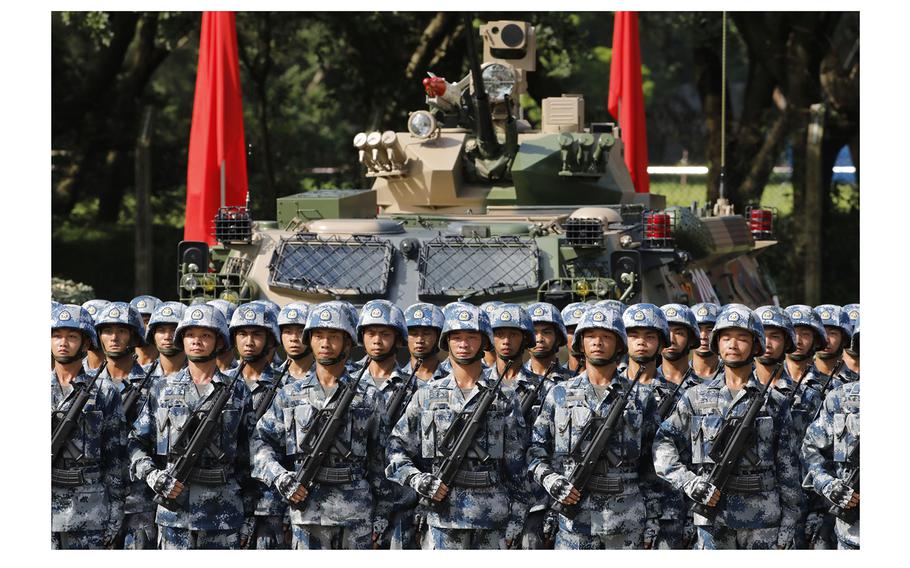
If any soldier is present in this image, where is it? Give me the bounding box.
[800,322,860,550]
[81,299,110,371]
[249,299,284,367]
[528,305,655,549]
[354,300,419,549]
[386,303,530,549]
[92,302,160,549]
[841,304,860,374]
[208,299,238,372]
[128,304,256,549]
[525,302,571,381]
[51,304,126,549]
[814,305,859,384]
[278,302,314,380]
[480,301,505,368]
[754,306,798,393]
[783,304,837,549]
[691,302,722,381]
[620,303,669,549]
[146,302,188,379]
[654,303,705,549]
[560,302,589,375]
[402,303,448,382]
[653,304,802,549]
[251,302,383,550]
[131,295,162,367]
[227,302,291,549]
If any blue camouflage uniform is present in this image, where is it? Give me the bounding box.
[801,382,860,549]
[386,304,530,549]
[691,302,722,381]
[128,305,257,549]
[51,304,126,549]
[250,302,384,550]
[652,305,803,549]
[528,306,655,549]
[815,304,859,384]
[560,302,590,377]
[402,303,449,384]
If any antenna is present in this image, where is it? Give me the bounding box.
[713,12,733,216]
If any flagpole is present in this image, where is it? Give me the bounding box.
[220,159,226,208]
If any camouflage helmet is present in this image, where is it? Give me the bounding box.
[404,303,445,331]
[660,303,700,350]
[489,304,535,350]
[249,299,281,321]
[278,302,311,328]
[692,302,721,326]
[755,305,797,354]
[850,316,860,354]
[622,303,671,348]
[480,301,504,319]
[230,302,281,345]
[571,306,627,356]
[130,295,162,317]
[207,299,238,325]
[357,299,408,345]
[843,303,860,329]
[52,304,99,349]
[95,301,147,347]
[145,301,187,344]
[814,304,852,342]
[51,300,61,312]
[81,299,111,325]
[175,304,231,350]
[784,305,828,351]
[560,302,589,328]
[528,302,568,347]
[595,299,628,315]
[439,303,494,352]
[709,304,765,357]
[304,302,357,345]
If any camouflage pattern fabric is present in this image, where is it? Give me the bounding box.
[290,521,373,549]
[425,526,506,549]
[801,382,860,549]
[157,526,239,549]
[51,530,106,550]
[527,370,657,543]
[51,369,125,544]
[385,367,530,546]
[128,367,256,531]
[652,372,803,549]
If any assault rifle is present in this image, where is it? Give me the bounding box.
[386,359,422,430]
[292,364,369,491]
[690,363,782,522]
[122,360,159,421]
[421,358,515,508]
[808,361,844,423]
[519,359,558,422]
[551,364,645,520]
[255,360,292,420]
[154,361,247,511]
[829,441,859,524]
[52,361,108,463]
[656,368,695,422]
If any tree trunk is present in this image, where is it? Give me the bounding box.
[405,12,457,79]
[803,103,826,305]
[135,106,154,294]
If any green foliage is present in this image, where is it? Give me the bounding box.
[51,277,96,305]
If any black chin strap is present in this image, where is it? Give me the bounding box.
[369,346,398,362]
[817,346,844,360]
[662,345,690,362]
[103,348,133,360]
[720,356,753,369]
[757,354,785,366]
[788,350,815,362]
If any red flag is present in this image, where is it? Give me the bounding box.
[608,11,650,193]
[185,11,248,244]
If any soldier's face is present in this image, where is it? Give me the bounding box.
[363,325,397,357]
[493,328,524,358]
[581,328,618,360]
[141,314,152,327]
[763,327,787,359]
[665,324,690,355]
[823,326,843,353]
[310,329,348,361]
[99,324,133,353]
[154,324,177,352]
[235,327,269,359]
[448,330,484,360]
[627,328,660,359]
[52,328,84,358]
[717,329,754,362]
[565,326,577,351]
[698,324,714,351]
[532,323,557,355]
[183,327,219,357]
[408,326,438,357]
[281,325,306,356]
[793,326,815,355]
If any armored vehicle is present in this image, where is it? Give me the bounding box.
[177,17,778,311]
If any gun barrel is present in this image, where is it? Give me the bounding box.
[463,14,499,157]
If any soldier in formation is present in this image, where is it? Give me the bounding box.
[51,293,859,550]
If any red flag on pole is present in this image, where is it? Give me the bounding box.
[185,11,248,244]
[608,11,650,193]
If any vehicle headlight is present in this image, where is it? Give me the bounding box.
[407,111,437,139]
[181,274,198,292]
[481,63,516,101]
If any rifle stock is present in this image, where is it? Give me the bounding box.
[255,360,292,420]
[52,361,108,463]
[122,360,159,419]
